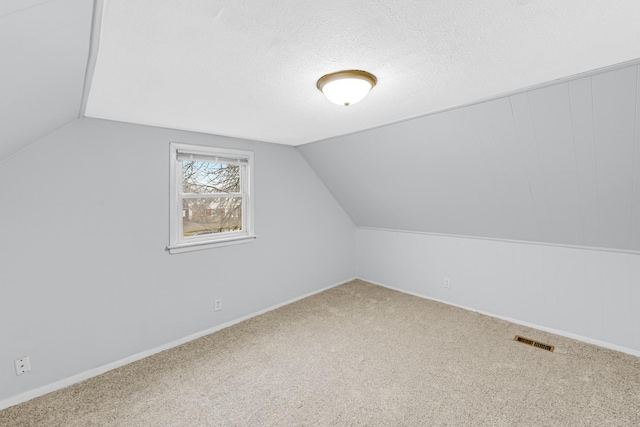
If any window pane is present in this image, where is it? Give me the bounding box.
[182,197,242,237]
[182,161,240,194]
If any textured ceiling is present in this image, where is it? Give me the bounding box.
[85,0,640,146]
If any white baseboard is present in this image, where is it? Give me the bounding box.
[0,277,354,411]
[360,277,640,358]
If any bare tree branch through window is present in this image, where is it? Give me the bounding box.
[182,161,242,236]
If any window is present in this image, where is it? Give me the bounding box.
[168,143,255,254]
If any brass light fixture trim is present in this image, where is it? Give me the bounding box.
[316,70,377,106]
[316,70,377,91]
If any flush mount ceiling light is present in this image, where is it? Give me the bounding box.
[316,70,377,106]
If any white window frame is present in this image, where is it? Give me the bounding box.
[168,143,255,254]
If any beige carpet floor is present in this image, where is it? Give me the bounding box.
[1,279,639,426]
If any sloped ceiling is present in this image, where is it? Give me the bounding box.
[86,0,640,146]
[299,63,640,252]
[0,0,93,160]
[4,1,640,253]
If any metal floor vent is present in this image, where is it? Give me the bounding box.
[514,335,555,352]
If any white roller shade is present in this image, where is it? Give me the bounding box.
[177,151,249,164]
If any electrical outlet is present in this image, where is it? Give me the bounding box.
[15,356,31,376]
[214,299,222,311]
[444,278,451,289]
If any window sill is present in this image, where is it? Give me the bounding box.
[167,235,256,254]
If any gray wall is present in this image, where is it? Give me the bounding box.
[0,118,355,403]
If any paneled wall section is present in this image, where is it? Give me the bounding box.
[299,63,640,253]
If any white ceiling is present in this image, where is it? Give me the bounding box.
[85,0,640,146]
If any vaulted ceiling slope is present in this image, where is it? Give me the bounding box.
[299,63,640,253]
[0,0,92,161]
[86,0,640,146]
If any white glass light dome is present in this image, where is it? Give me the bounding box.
[317,70,377,106]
